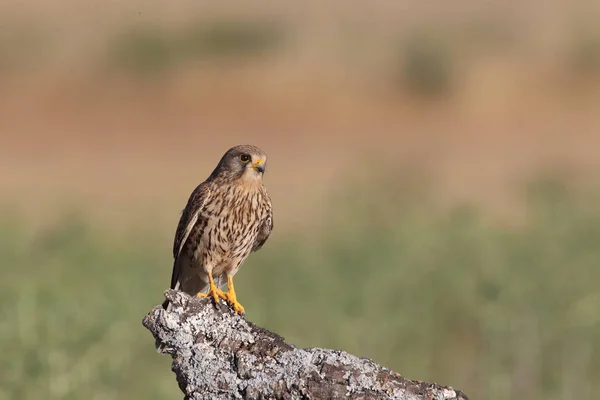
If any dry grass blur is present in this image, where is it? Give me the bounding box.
[1,0,599,232]
[1,1,600,400]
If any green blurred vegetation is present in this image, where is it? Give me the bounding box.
[109,19,284,74]
[1,176,599,400]
[3,14,600,99]
[568,28,600,77]
[399,31,454,97]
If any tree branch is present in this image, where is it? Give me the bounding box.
[142,289,470,400]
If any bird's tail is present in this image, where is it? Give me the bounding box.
[160,279,179,312]
[156,259,209,352]
[157,279,211,353]
[160,278,210,312]
[161,256,210,309]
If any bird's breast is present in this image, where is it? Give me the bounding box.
[198,184,269,261]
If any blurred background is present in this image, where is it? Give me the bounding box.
[1,1,600,399]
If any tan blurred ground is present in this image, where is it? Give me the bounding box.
[1,0,600,234]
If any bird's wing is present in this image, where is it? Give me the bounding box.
[169,182,210,289]
[252,202,273,252]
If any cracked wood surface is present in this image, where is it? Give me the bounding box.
[143,289,470,400]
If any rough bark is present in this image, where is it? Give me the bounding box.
[142,289,470,400]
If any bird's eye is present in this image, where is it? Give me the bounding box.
[240,154,251,163]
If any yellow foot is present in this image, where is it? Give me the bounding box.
[196,287,226,303]
[225,275,245,315]
[196,274,227,305]
[225,291,245,315]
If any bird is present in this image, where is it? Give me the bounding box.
[161,145,273,316]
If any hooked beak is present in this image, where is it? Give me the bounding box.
[252,159,265,173]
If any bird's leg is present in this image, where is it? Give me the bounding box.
[225,275,245,315]
[197,271,227,304]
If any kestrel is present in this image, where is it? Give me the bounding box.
[162,145,273,316]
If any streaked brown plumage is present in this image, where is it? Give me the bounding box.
[162,145,273,315]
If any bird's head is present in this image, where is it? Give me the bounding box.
[209,144,268,183]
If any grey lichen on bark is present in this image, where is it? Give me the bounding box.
[142,289,470,400]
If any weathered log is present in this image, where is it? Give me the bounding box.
[143,289,470,400]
